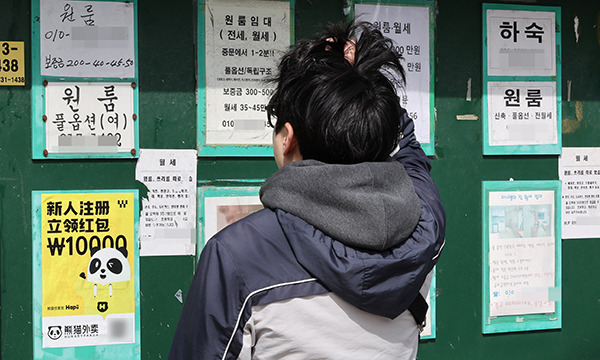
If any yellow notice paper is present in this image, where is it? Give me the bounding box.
[0,41,25,86]
[41,192,135,348]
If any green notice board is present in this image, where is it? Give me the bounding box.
[3,1,600,359]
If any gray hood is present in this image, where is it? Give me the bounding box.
[260,159,420,250]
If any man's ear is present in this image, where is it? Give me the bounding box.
[274,122,303,167]
[282,122,298,156]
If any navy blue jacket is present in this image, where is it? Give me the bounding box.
[169,115,446,359]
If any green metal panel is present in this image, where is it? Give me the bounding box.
[3,0,600,359]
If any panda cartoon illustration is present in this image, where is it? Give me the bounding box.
[47,325,63,340]
[76,245,133,317]
[85,246,131,296]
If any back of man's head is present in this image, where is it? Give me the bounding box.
[267,22,406,164]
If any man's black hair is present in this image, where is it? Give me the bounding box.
[267,21,406,164]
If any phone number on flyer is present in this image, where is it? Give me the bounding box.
[0,76,24,83]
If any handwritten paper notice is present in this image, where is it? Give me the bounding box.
[203,0,290,146]
[45,82,134,154]
[559,147,600,239]
[40,0,135,78]
[488,190,556,317]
